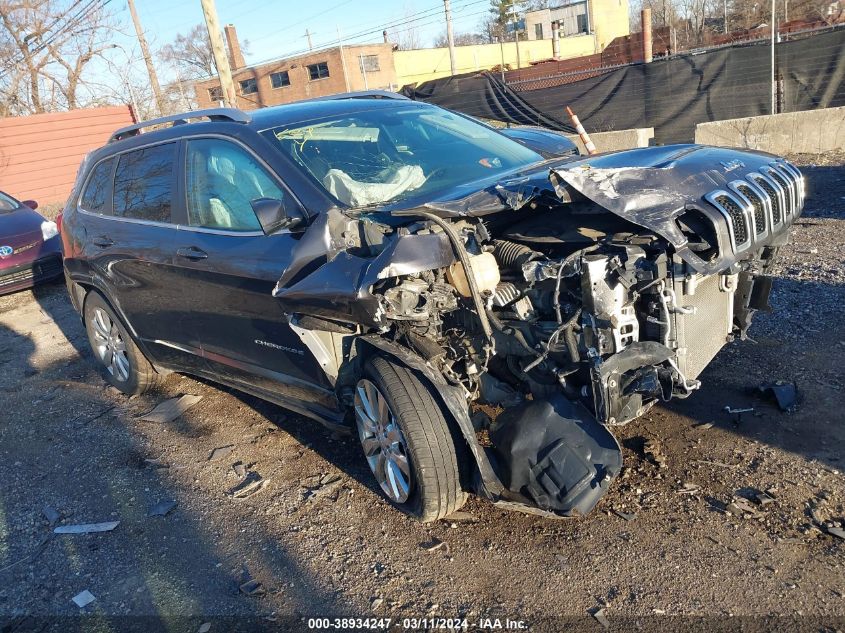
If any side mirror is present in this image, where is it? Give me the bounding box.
[22,199,38,210]
[250,197,307,234]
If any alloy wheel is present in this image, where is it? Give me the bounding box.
[354,378,413,503]
[89,307,130,382]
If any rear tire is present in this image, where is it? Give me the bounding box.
[354,355,467,522]
[83,291,160,395]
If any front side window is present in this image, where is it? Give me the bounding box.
[80,157,115,214]
[308,61,330,80]
[113,143,175,222]
[185,138,287,231]
[239,78,258,95]
[266,105,542,208]
[271,71,290,88]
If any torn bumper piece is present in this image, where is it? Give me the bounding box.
[489,395,622,517]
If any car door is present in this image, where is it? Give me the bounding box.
[77,141,204,370]
[170,135,336,410]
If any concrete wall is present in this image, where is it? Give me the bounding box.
[194,43,397,110]
[393,37,596,86]
[565,127,654,154]
[694,107,845,153]
[0,106,134,205]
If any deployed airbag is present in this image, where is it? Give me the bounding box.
[324,165,426,207]
[489,395,622,516]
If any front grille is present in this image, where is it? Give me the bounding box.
[714,194,749,246]
[736,184,766,234]
[753,176,782,225]
[0,255,63,289]
[767,169,793,216]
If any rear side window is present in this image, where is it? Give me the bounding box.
[113,143,175,223]
[79,158,115,214]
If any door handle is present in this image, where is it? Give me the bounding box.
[176,246,208,261]
[92,235,113,248]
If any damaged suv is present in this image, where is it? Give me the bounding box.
[61,93,803,521]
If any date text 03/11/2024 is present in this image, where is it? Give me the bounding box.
[306,617,528,630]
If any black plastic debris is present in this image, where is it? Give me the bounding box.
[42,506,61,526]
[147,500,177,517]
[753,381,799,412]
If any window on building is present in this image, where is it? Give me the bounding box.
[534,23,543,39]
[577,13,589,33]
[239,78,258,95]
[307,61,330,80]
[80,158,115,215]
[185,138,287,231]
[113,143,175,223]
[270,71,290,88]
[208,86,223,102]
[359,54,379,73]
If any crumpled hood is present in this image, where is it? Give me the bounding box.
[548,144,778,248]
[409,144,800,274]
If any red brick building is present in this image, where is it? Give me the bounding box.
[194,26,398,110]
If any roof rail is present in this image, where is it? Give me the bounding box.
[109,107,251,143]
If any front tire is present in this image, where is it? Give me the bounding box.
[83,291,160,395]
[354,355,467,522]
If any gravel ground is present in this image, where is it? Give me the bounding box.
[0,153,843,632]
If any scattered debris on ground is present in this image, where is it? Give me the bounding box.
[137,394,202,423]
[147,500,177,517]
[753,381,800,412]
[71,590,96,608]
[54,521,120,534]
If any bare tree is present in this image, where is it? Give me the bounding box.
[433,30,488,47]
[0,0,113,115]
[387,3,423,50]
[158,24,216,81]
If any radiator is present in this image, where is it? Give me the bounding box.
[672,273,735,380]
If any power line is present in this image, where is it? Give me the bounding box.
[0,0,111,78]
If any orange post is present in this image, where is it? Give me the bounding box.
[566,106,597,155]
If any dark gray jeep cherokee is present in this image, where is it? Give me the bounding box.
[61,93,804,522]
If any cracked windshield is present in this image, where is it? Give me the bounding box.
[268,106,541,207]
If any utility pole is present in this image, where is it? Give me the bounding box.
[443,0,457,75]
[305,28,313,50]
[127,0,165,116]
[200,0,237,108]
[359,53,369,89]
[770,0,776,114]
[724,0,728,33]
[337,25,351,92]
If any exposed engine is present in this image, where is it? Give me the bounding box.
[273,149,803,518]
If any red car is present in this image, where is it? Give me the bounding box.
[0,191,63,295]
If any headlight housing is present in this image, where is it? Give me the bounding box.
[41,220,59,241]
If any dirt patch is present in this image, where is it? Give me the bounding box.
[0,154,843,630]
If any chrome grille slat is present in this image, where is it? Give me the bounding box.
[778,161,805,203]
[750,174,784,227]
[705,162,803,255]
[704,189,752,252]
[729,181,768,237]
[764,166,794,218]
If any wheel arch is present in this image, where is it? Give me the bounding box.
[72,278,166,374]
[341,335,504,498]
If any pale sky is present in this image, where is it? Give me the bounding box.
[106,0,495,78]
